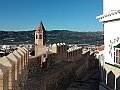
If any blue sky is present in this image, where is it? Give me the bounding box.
[0,0,103,31]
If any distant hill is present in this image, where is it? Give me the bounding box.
[0,30,103,45]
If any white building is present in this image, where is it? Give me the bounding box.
[97,0,120,90]
[97,0,120,64]
[1,45,10,51]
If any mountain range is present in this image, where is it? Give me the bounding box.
[0,30,103,45]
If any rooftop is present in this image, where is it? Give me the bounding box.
[96,10,120,22]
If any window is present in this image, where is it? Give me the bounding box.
[114,51,115,63]
[39,34,42,39]
[36,35,38,39]
[115,49,120,64]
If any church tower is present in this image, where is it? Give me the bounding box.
[35,21,46,56]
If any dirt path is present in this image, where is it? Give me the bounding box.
[66,69,99,90]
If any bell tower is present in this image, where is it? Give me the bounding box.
[35,21,46,56]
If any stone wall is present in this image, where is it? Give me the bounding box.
[76,51,98,78]
[0,64,9,90]
[51,43,67,63]
[27,56,41,77]
[39,51,97,90]
[39,62,75,90]
[0,46,29,90]
[51,43,82,63]
[67,47,82,61]
[0,43,98,90]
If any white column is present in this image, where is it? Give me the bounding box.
[106,72,108,84]
[115,76,117,89]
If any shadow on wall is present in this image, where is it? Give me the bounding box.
[116,76,120,90]
[107,71,115,89]
[103,68,106,83]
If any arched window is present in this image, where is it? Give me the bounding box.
[39,34,42,39]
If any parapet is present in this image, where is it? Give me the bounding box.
[51,43,67,53]
[67,45,82,52]
[0,46,29,90]
[0,63,8,75]
[60,43,63,45]
[57,43,60,46]
[22,46,28,52]
[0,56,15,90]
[82,50,90,55]
[0,64,9,90]
[52,43,57,47]
[7,53,20,64]
[63,43,66,45]
[17,49,24,57]
[0,56,15,67]
[13,50,22,61]
[19,47,27,54]
[7,53,20,80]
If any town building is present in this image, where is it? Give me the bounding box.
[34,21,84,68]
[97,0,120,89]
[35,21,46,56]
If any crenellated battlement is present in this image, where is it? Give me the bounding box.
[0,22,98,90]
[67,45,82,61]
[41,43,83,64]
[0,44,96,90]
[0,46,29,90]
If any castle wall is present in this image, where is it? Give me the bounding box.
[13,51,22,75]
[0,46,29,90]
[39,51,97,90]
[28,56,41,76]
[0,56,15,90]
[67,48,82,61]
[0,64,9,90]
[7,53,20,81]
[18,48,27,66]
[51,43,67,63]
[7,53,20,89]
[51,43,82,63]
[0,42,97,90]
[67,45,82,61]
[23,47,29,63]
[17,49,25,70]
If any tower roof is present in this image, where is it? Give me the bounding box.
[37,21,45,31]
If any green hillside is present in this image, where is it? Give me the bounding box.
[0,30,103,45]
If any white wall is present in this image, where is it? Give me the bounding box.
[103,0,120,13]
[104,20,120,64]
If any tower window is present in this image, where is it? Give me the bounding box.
[36,35,38,39]
[115,49,120,64]
[39,34,42,39]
